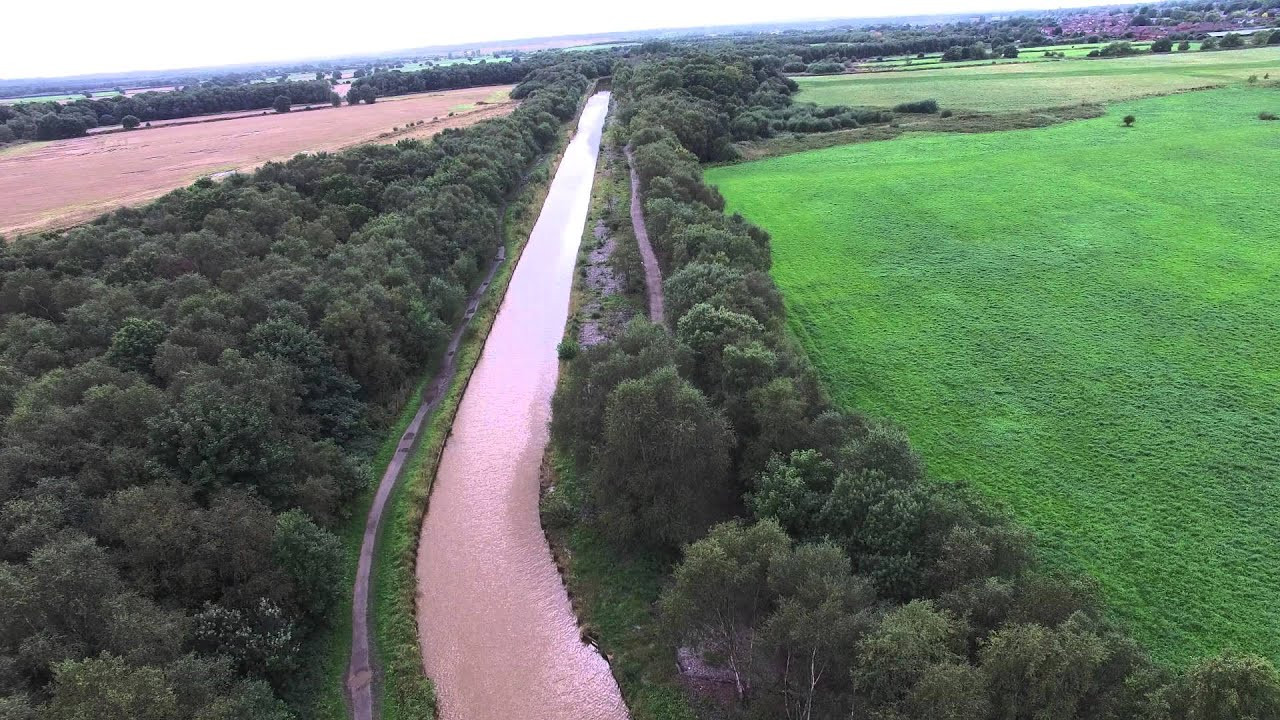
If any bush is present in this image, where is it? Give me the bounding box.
[272,95,291,113]
[1260,112,1278,121]
[1178,40,1192,51]
[1220,33,1244,49]
[121,115,140,129]
[940,109,953,118]
[1201,37,1219,51]
[893,99,939,114]
[1123,114,1136,127]
[781,61,807,73]
[1151,38,1173,53]
[806,61,844,75]
[556,340,579,360]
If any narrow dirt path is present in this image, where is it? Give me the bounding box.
[345,244,506,720]
[624,145,665,325]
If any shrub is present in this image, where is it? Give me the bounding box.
[1248,75,1259,84]
[272,95,291,113]
[1123,115,1136,127]
[556,340,579,360]
[1151,38,1173,53]
[1220,33,1244,49]
[1260,112,1278,121]
[940,109,953,118]
[1201,37,1219,51]
[1178,40,1192,51]
[807,61,844,75]
[893,99,939,114]
[781,61,807,73]
[121,115,140,129]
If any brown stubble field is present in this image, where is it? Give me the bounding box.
[0,84,514,237]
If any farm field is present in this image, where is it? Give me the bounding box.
[797,45,1280,110]
[0,85,514,237]
[707,87,1280,667]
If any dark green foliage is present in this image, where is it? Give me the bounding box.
[107,318,167,373]
[1151,38,1174,53]
[1124,114,1136,126]
[272,95,290,113]
[893,99,939,114]
[0,64,591,716]
[121,114,140,129]
[807,61,845,74]
[0,81,335,141]
[1098,41,1141,57]
[594,366,733,547]
[1220,33,1245,48]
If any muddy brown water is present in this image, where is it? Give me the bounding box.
[416,92,627,720]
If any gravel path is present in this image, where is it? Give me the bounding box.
[624,145,665,325]
[345,243,506,720]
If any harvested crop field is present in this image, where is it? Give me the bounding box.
[796,46,1280,111]
[0,85,514,237]
[708,88,1280,667]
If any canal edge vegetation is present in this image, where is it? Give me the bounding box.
[541,109,700,720]
[369,83,603,720]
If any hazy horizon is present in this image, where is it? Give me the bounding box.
[6,0,1107,80]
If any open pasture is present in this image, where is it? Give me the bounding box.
[798,45,1280,111]
[0,85,514,237]
[707,87,1280,666]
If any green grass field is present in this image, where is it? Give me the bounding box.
[707,87,1280,667]
[797,46,1280,111]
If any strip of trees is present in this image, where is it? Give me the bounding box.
[348,53,615,100]
[550,49,1280,720]
[0,80,335,141]
[0,63,594,718]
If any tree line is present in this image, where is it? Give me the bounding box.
[550,50,1280,720]
[0,80,335,142]
[348,53,616,100]
[0,62,594,718]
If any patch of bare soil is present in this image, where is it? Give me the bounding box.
[0,85,514,238]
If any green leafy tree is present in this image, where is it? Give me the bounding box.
[272,95,290,113]
[763,542,875,720]
[660,520,790,699]
[272,510,343,626]
[853,600,970,709]
[43,655,176,720]
[594,366,733,547]
[981,618,1111,720]
[1172,651,1280,720]
[106,318,167,373]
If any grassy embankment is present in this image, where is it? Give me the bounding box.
[539,126,698,720]
[289,107,581,720]
[796,45,1280,111]
[707,86,1280,667]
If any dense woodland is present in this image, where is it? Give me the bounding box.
[348,53,614,99]
[0,62,594,718]
[550,49,1280,719]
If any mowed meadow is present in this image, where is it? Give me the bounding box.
[796,45,1280,111]
[707,87,1280,666]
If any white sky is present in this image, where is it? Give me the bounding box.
[3,0,1103,79]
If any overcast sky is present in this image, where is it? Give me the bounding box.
[5,0,1102,79]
